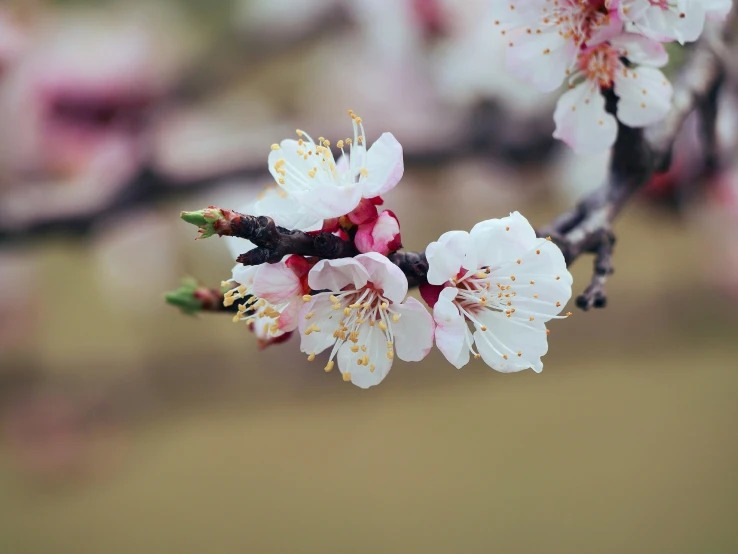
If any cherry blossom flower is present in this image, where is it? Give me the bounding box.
[619,0,733,44]
[299,253,434,388]
[493,0,622,93]
[268,111,404,220]
[423,212,572,372]
[553,34,673,154]
[222,187,320,346]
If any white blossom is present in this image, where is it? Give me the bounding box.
[268,111,404,220]
[299,253,434,388]
[425,212,572,373]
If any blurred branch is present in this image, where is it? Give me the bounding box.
[539,18,735,310]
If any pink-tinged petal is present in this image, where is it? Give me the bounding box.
[276,299,301,332]
[553,82,618,155]
[347,197,379,225]
[433,288,470,369]
[425,230,476,286]
[470,211,538,269]
[474,310,549,373]
[298,295,341,355]
[308,258,370,293]
[336,323,393,389]
[355,210,402,256]
[392,297,435,362]
[253,261,302,304]
[610,33,668,67]
[615,66,673,128]
[361,132,404,197]
[506,27,575,93]
[588,8,624,45]
[354,252,408,303]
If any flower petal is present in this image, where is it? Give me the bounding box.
[505,27,574,93]
[298,295,342,355]
[291,182,363,220]
[553,82,618,155]
[308,258,370,293]
[615,66,673,128]
[253,261,302,304]
[488,239,573,321]
[425,230,476,286]
[392,297,435,362]
[474,310,549,373]
[354,252,408,303]
[253,187,323,232]
[361,132,404,197]
[470,211,539,270]
[610,33,668,67]
[433,287,470,369]
[231,263,259,288]
[336,323,393,389]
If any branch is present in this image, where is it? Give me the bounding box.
[180,207,357,264]
[537,20,735,310]
[181,18,734,314]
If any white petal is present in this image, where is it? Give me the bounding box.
[474,310,549,373]
[433,288,470,369]
[553,82,618,155]
[615,66,673,128]
[298,295,341,355]
[425,230,476,286]
[610,33,669,67]
[291,182,363,220]
[354,252,408,303]
[488,239,573,321]
[392,297,434,362]
[308,258,370,293]
[231,263,259,287]
[361,133,404,198]
[470,211,538,269]
[252,262,302,304]
[336,324,393,389]
[252,188,323,232]
[505,28,574,93]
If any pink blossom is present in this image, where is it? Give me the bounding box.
[355,210,402,256]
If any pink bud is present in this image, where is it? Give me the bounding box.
[321,218,340,233]
[355,210,402,256]
[347,198,379,226]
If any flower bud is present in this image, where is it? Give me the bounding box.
[355,210,402,256]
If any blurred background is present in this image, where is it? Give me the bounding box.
[1,1,738,552]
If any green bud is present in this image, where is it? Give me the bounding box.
[180,207,226,239]
[164,277,203,316]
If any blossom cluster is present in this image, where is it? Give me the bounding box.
[493,0,733,154]
[213,112,573,388]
